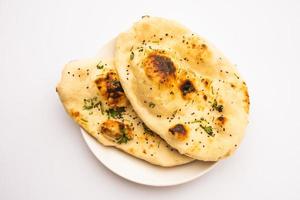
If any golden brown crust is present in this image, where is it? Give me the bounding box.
[101,120,133,143]
[179,79,196,98]
[95,71,128,107]
[143,52,176,84]
[169,124,188,141]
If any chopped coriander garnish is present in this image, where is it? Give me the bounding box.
[211,86,214,95]
[200,125,214,136]
[142,123,154,136]
[99,102,104,114]
[80,118,88,123]
[106,107,126,119]
[93,101,101,107]
[192,118,214,136]
[234,73,240,79]
[97,64,104,69]
[148,102,155,108]
[116,126,131,144]
[212,99,223,112]
[130,51,134,60]
[96,61,105,69]
[83,97,102,110]
[93,101,104,114]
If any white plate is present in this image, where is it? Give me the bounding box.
[80,38,217,186]
[81,129,217,186]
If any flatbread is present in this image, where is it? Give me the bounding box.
[56,58,193,167]
[115,17,250,161]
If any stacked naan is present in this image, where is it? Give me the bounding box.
[57,16,249,166]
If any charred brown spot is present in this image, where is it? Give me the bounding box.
[204,80,208,86]
[180,79,196,96]
[169,124,186,135]
[169,124,188,140]
[203,94,207,101]
[216,116,227,126]
[107,81,123,98]
[101,120,122,139]
[144,53,176,84]
[71,111,80,118]
[101,120,133,143]
[95,71,127,107]
[201,78,210,88]
[149,54,175,75]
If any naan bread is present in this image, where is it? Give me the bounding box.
[115,17,250,161]
[56,58,193,167]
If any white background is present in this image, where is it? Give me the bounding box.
[1,0,300,199]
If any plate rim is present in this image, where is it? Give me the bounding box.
[81,128,218,187]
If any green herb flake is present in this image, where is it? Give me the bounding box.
[106,107,126,119]
[130,51,134,60]
[192,118,214,136]
[83,97,102,111]
[94,101,104,114]
[96,61,105,70]
[234,73,240,79]
[148,102,156,108]
[80,118,88,123]
[211,86,214,95]
[200,125,214,136]
[116,126,131,144]
[212,99,223,112]
[99,102,104,114]
[142,123,154,136]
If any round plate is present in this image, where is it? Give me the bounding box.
[81,129,217,186]
[80,38,217,186]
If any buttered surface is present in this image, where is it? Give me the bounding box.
[56,58,193,167]
[115,17,249,161]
